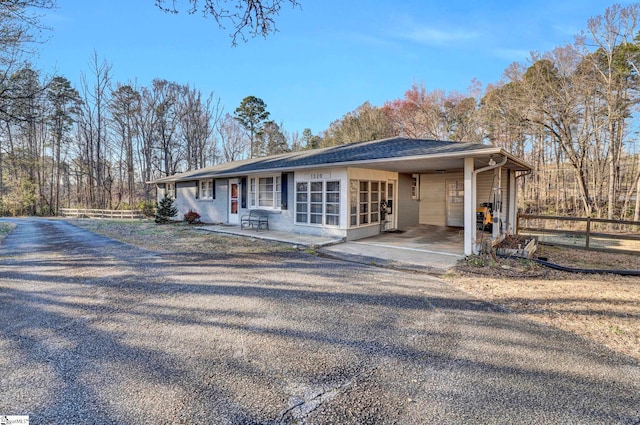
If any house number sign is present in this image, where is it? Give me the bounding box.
[307,172,331,180]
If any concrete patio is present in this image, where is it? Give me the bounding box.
[197,224,469,274]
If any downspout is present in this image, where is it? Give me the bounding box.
[471,155,508,254]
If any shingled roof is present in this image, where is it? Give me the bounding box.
[151,137,529,183]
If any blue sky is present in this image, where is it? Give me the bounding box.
[36,0,625,136]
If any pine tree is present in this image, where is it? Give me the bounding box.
[234,96,270,158]
[155,194,178,223]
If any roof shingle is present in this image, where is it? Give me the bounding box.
[151,137,522,183]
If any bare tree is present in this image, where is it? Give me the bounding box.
[217,112,249,162]
[177,85,222,170]
[155,0,300,45]
[77,52,112,208]
[110,83,141,207]
[383,83,482,142]
[581,3,640,220]
[322,101,394,147]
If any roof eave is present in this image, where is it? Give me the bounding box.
[148,145,532,183]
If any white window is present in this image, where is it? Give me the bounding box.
[296,180,340,226]
[166,183,175,199]
[200,180,214,199]
[350,180,387,227]
[370,181,380,223]
[325,181,340,226]
[359,181,369,224]
[350,179,358,226]
[411,174,420,199]
[249,175,281,210]
[250,178,256,207]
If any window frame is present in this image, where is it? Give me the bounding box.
[249,174,282,210]
[199,179,214,200]
[295,179,341,227]
[165,182,176,199]
[411,174,420,200]
[350,179,388,228]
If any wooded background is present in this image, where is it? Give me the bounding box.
[1,3,639,222]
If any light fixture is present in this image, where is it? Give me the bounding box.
[488,157,496,166]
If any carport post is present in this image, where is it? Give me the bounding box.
[464,157,475,256]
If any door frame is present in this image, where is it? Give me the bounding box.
[446,179,464,227]
[385,179,397,230]
[229,178,240,225]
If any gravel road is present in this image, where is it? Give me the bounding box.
[1,218,638,424]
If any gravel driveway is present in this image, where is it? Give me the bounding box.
[1,218,638,424]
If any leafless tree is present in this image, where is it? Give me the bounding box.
[155,0,300,45]
[217,112,249,162]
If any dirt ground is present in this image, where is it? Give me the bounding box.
[12,219,639,362]
[448,246,640,361]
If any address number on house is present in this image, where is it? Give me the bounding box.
[307,172,331,180]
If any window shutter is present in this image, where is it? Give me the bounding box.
[195,181,199,199]
[241,177,247,208]
[281,173,288,210]
[212,179,216,199]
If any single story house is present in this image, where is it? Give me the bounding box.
[150,137,532,255]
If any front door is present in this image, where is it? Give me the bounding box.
[385,180,397,230]
[229,178,240,225]
[446,180,464,227]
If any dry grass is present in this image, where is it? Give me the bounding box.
[447,246,640,361]
[69,218,292,255]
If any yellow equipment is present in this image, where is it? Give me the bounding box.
[476,202,493,232]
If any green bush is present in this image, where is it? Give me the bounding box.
[154,195,177,224]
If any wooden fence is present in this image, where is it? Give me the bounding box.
[59,208,146,219]
[517,214,640,254]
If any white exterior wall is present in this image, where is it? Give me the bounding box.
[286,167,399,240]
[159,180,228,223]
[291,167,349,239]
[198,179,228,223]
[254,173,296,234]
[174,181,197,221]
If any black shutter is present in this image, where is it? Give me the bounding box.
[241,177,247,208]
[195,181,199,199]
[212,179,216,199]
[281,173,288,210]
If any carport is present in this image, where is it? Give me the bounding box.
[352,151,531,255]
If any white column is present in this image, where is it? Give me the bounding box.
[464,157,475,255]
[508,170,517,234]
[492,167,502,239]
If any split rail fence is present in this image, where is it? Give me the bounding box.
[517,214,640,255]
[59,208,146,220]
